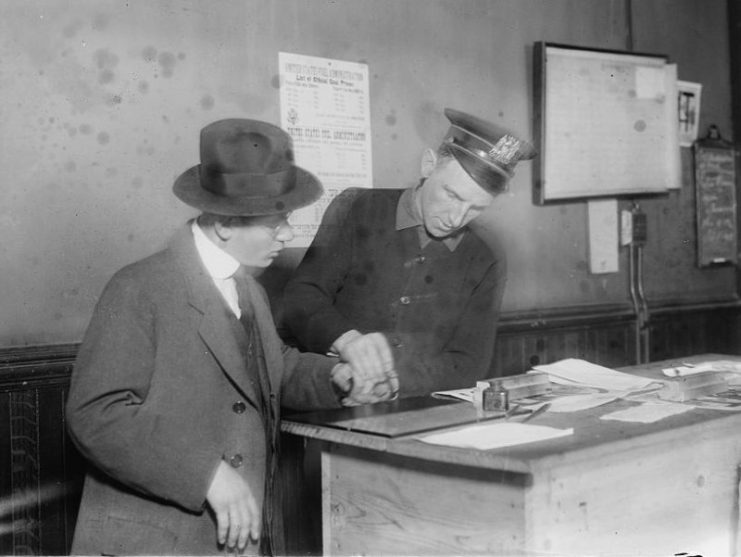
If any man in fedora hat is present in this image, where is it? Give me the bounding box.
[66,118,390,556]
[283,108,535,400]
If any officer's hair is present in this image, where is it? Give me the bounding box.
[436,141,456,162]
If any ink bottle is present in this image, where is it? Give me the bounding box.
[483,380,509,412]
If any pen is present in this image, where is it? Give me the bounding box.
[520,403,551,423]
[504,404,522,420]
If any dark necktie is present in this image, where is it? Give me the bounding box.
[232,267,254,325]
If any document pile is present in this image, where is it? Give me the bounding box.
[528,358,659,413]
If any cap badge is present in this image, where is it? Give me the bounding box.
[488,134,522,166]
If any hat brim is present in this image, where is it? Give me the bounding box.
[448,145,512,194]
[173,164,323,216]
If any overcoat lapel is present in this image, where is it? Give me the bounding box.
[169,225,261,408]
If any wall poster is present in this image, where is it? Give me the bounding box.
[279,52,372,247]
[677,80,702,148]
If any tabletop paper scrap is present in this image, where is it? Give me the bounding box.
[418,422,573,450]
[432,387,476,403]
[547,393,620,412]
[600,402,692,423]
[532,358,656,392]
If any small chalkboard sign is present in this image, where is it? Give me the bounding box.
[694,126,738,267]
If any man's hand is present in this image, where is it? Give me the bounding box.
[206,460,261,551]
[334,331,395,381]
[331,361,399,406]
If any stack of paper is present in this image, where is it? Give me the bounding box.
[532,358,656,392]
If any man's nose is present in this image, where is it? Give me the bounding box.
[276,222,295,242]
[449,204,467,229]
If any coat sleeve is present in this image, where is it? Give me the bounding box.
[65,270,222,512]
[283,189,363,353]
[245,276,343,412]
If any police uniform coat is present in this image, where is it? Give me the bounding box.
[66,224,340,556]
[283,187,507,397]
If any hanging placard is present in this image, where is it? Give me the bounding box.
[694,126,737,267]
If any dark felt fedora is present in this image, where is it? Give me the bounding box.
[443,108,536,193]
[173,118,322,216]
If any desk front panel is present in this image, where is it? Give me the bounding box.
[321,443,528,556]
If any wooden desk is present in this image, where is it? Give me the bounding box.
[282,355,741,556]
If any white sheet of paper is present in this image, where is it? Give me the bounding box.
[600,402,692,423]
[533,358,656,392]
[588,198,619,273]
[547,393,620,412]
[418,422,573,450]
[431,388,475,403]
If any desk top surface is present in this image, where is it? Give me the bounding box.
[282,354,741,474]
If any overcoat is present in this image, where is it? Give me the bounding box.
[66,224,340,556]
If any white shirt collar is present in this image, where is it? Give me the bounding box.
[191,220,240,279]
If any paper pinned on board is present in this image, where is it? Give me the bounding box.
[532,358,656,392]
[418,422,573,451]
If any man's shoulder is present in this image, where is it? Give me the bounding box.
[321,187,404,228]
[104,233,190,299]
[466,223,507,264]
[334,187,403,207]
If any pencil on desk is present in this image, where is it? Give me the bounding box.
[520,403,551,423]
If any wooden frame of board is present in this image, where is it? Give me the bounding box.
[533,42,680,204]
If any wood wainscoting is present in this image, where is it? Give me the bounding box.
[0,344,84,556]
[0,302,739,555]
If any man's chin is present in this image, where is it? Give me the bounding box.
[426,226,461,239]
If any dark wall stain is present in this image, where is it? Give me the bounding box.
[92,13,110,31]
[142,46,157,63]
[200,95,215,110]
[157,51,176,78]
[97,132,110,145]
[62,19,84,39]
[93,48,119,85]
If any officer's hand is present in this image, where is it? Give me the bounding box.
[206,460,260,551]
[336,332,395,386]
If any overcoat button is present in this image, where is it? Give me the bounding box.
[229,454,243,468]
[232,401,247,414]
[400,296,410,305]
[416,256,426,264]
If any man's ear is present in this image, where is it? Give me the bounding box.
[213,220,232,242]
[420,148,437,178]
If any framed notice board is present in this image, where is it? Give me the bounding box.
[533,42,680,203]
[694,134,738,266]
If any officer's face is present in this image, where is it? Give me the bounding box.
[418,157,494,238]
[223,213,294,268]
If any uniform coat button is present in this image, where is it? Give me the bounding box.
[400,296,410,305]
[232,401,247,414]
[229,454,244,468]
